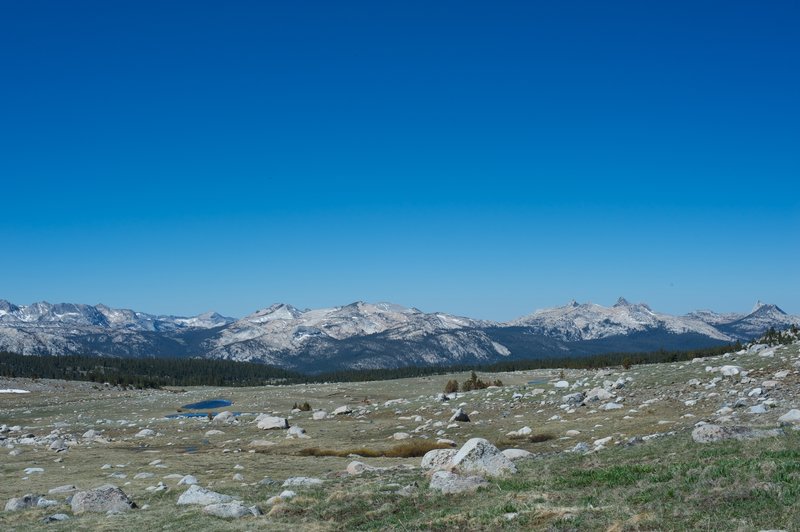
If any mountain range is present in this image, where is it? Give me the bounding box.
[0,298,796,373]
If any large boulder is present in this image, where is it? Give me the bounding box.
[71,486,137,514]
[428,471,488,494]
[421,448,458,471]
[255,414,289,430]
[450,438,517,477]
[176,485,237,506]
[332,406,352,416]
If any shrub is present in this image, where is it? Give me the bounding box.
[444,379,459,393]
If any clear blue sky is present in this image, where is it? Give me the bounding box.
[1,1,798,320]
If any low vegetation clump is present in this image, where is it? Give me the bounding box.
[292,401,312,411]
[444,379,459,393]
[462,370,492,391]
[298,440,454,458]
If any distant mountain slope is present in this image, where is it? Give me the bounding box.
[0,297,796,372]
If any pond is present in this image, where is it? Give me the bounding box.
[180,399,233,410]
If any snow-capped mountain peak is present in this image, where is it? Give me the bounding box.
[511,298,730,342]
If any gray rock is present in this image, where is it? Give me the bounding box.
[202,502,252,519]
[584,387,614,403]
[778,409,800,424]
[282,477,323,488]
[563,392,585,405]
[692,424,784,444]
[501,448,532,461]
[177,474,198,486]
[450,438,517,477]
[48,485,78,495]
[428,471,488,494]
[312,410,327,420]
[286,426,309,439]
[5,494,41,512]
[135,429,155,438]
[332,405,352,416]
[49,439,67,452]
[255,414,289,430]
[571,442,590,453]
[44,513,70,522]
[71,486,137,514]
[449,408,470,423]
[176,485,237,506]
[212,411,236,424]
[421,448,458,470]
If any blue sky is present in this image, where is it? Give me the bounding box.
[1,1,798,320]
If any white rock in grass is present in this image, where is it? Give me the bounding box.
[255,415,288,430]
[501,449,532,461]
[177,475,198,486]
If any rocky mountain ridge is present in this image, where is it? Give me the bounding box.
[0,298,797,372]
